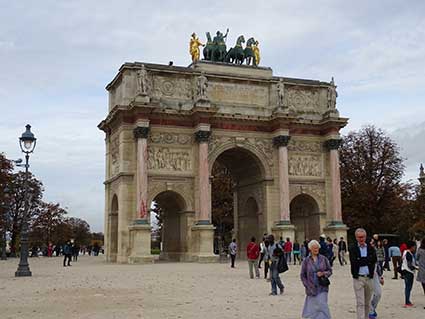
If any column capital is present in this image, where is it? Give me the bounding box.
[324,138,342,150]
[273,135,291,147]
[195,130,211,143]
[133,126,150,139]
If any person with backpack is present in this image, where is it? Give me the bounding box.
[246,236,260,279]
[267,234,284,295]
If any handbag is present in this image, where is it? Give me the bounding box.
[277,254,289,273]
[313,257,330,287]
[318,276,330,287]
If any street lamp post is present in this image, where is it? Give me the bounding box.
[15,124,36,277]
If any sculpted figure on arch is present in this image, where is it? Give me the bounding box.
[189,32,204,63]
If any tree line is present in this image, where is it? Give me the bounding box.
[0,154,101,254]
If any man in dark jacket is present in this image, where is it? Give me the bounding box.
[349,228,377,319]
[319,234,328,258]
[63,241,72,267]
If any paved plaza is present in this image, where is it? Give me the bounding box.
[0,256,423,319]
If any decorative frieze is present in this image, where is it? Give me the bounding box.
[149,132,194,145]
[288,140,322,153]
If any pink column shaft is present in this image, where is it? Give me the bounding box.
[136,138,149,220]
[329,149,342,221]
[278,145,290,222]
[198,141,210,221]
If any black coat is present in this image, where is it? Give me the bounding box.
[349,243,377,279]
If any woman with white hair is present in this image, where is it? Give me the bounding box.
[300,239,333,318]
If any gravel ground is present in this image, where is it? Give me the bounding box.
[0,255,423,318]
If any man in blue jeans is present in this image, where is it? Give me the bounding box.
[401,241,418,307]
[267,234,284,295]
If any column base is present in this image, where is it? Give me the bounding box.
[272,222,296,242]
[323,221,348,241]
[191,224,219,263]
[128,220,153,264]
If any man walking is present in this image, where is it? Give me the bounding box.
[246,236,260,279]
[63,241,72,267]
[283,237,293,264]
[349,228,377,319]
[229,239,237,268]
[338,236,348,265]
[267,234,284,295]
[388,244,402,279]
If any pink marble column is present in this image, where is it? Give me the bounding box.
[195,130,211,224]
[325,139,343,223]
[273,135,291,224]
[134,126,150,223]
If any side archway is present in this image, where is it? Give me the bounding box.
[108,194,119,262]
[290,194,321,243]
[152,190,189,261]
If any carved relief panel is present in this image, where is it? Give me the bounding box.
[151,75,192,100]
[148,147,192,172]
[285,86,325,114]
[288,154,322,177]
[209,81,268,107]
[110,135,119,176]
[148,132,194,173]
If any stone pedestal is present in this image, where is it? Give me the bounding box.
[272,223,296,242]
[128,220,154,264]
[323,222,348,241]
[133,93,150,105]
[191,224,219,263]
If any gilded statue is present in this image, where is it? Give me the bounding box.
[252,40,260,66]
[189,33,204,63]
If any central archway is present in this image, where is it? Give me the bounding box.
[152,191,187,261]
[211,147,266,257]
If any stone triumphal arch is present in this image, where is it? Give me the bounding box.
[99,60,348,263]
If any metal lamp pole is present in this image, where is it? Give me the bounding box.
[15,124,36,277]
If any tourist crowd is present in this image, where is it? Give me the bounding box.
[229,230,425,319]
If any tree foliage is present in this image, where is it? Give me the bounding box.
[211,161,234,236]
[340,125,414,235]
[7,171,43,250]
[29,202,67,246]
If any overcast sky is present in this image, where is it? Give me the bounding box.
[1,1,424,232]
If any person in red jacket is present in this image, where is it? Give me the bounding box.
[247,236,260,279]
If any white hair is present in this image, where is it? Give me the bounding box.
[355,228,367,236]
[308,240,320,250]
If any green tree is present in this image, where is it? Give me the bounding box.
[340,125,408,234]
[7,171,43,252]
[29,202,67,247]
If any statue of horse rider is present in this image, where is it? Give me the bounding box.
[211,28,229,62]
[203,32,213,61]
